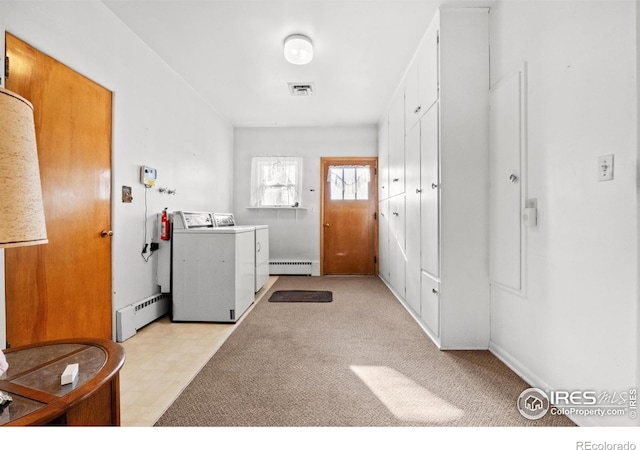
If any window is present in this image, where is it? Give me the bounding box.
[250,156,303,207]
[327,165,370,200]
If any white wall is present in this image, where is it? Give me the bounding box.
[0,0,234,342]
[488,0,638,426]
[233,126,377,270]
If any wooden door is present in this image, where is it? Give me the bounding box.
[4,33,113,346]
[321,157,378,275]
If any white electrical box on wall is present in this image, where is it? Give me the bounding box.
[140,165,157,187]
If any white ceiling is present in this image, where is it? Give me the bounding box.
[102,0,481,127]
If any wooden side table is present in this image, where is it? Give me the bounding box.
[0,338,125,426]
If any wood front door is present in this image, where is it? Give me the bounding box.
[4,33,113,347]
[321,157,378,275]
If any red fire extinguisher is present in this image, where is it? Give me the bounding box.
[160,208,170,241]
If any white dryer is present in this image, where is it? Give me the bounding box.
[253,224,269,292]
[171,211,255,323]
[213,213,269,292]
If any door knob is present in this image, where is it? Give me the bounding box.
[509,174,519,183]
[431,183,438,189]
[323,223,330,227]
[101,230,113,238]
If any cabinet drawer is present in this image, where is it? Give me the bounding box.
[421,272,439,336]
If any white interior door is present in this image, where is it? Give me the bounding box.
[489,68,524,291]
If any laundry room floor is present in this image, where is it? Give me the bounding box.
[118,276,278,427]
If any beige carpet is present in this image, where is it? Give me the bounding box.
[155,276,574,427]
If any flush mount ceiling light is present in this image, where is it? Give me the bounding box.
[284,34,313,65]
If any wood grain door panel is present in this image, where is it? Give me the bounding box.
[4,33,112,346]
[321,158,378,275]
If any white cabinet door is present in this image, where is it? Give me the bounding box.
[418,24,439,117]
[420,104,439,278]
[406,22,439,134]
[404,60,420,132]
[389,194,406,299]
[378,199,390,283]
[421,271,439,336]
[388,90,405,197]
[404,124,421,315]
[378,116,389,200]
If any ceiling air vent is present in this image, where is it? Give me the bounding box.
[288,82,314,96]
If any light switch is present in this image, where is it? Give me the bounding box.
[598,154,614,181]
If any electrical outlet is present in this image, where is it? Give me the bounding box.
[598,154,614,181]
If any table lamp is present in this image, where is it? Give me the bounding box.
[0,87,48,403]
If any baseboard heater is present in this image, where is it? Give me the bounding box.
[269,261,313,275]
[116,293,170,342]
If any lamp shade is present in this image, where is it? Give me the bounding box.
[0,87,48,248]
[284,34,313,65]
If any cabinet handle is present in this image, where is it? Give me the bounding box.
[414,105,421,114]
[509,174,519,183]
[393,178,399,182]
[392,212,399,216]
[257,242,261,253]
[416,188,422,194]
[431,183,438,189]
[432,288,438,295]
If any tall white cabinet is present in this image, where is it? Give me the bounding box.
[378,8,490,349]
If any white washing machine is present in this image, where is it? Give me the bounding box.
[213,213,269,292]
[171,211,255,323]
